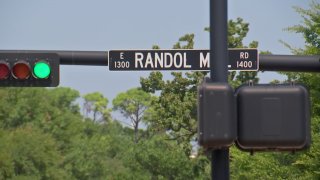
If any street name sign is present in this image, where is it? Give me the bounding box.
[109,49,258,71]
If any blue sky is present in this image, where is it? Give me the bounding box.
[0,0,310,102]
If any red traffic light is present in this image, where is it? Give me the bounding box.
[12,61,31,80]
[0,62,10,80]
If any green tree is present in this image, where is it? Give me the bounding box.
[49,87,80,114]
[0,87,84,151]
[63,133,113,179]
[0,87,112,178]
[0,86,154,179]
[128,134,209,180]
[0,126,70,179]
[282,0,320,56]
[83,92,111,123]
[173,33,194,49]
[113,88,153,143]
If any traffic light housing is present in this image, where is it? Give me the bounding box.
[236,84,311,151]
[198,78,237,148]
[0,53,59,87]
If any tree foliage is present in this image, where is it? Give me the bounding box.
[113,88,153,143]
[282,0,320,55]
[83,92,111,122]
[130,134,209,180]
[0,126,70,179]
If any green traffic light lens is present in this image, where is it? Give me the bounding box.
[33,61,51,79]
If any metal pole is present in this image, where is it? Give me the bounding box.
[1,50,320,72]
[210,0,229,179]
[0,50,108,66]
[259,54,320,72]
[210,0,228,82]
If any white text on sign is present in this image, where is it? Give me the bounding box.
[108,49,258,71]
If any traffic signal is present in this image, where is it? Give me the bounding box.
[236,83,311,151]
[198,78,237,148]
[0,53,59,87]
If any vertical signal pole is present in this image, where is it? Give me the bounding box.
[210,0,229,179]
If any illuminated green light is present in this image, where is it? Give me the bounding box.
[33,61,51,79]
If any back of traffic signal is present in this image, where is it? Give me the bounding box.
[198,79,311,152]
